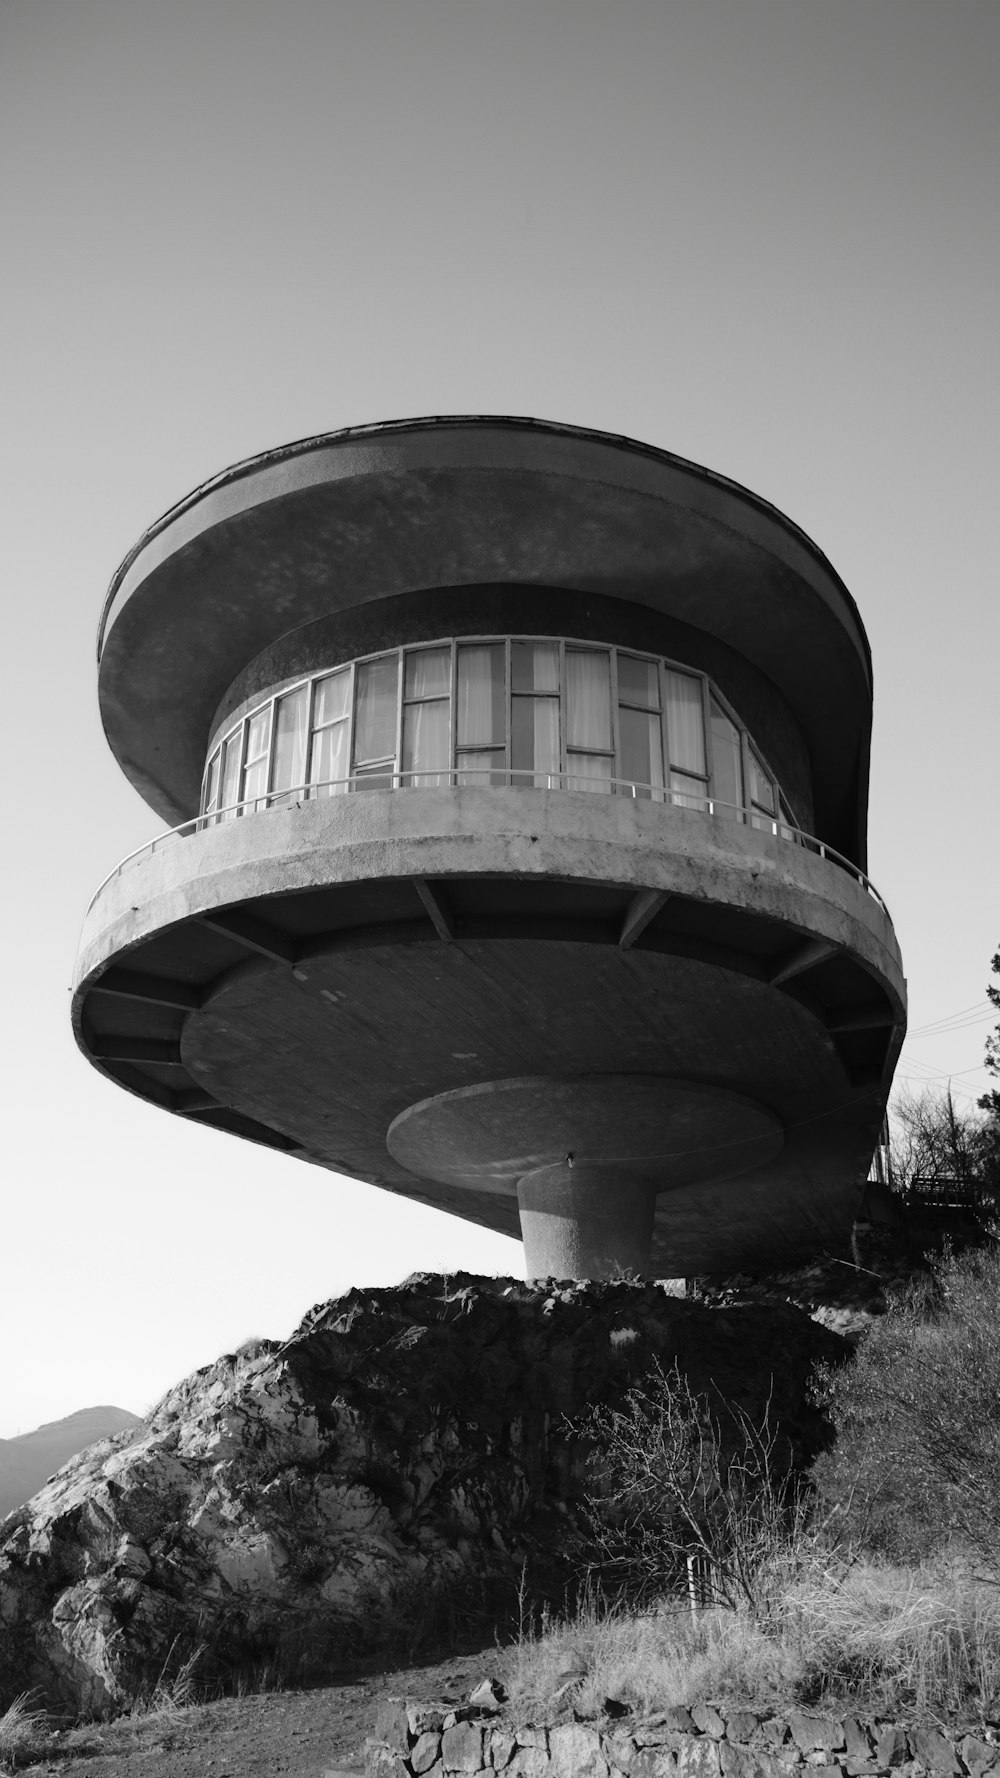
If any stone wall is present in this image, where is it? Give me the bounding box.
[365,1698,1000,1778]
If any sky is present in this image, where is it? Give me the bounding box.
[1,0,998,1438]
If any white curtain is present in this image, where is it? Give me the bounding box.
[566,649,612,792]
[310,720,349,795]
[403,700,449,785]
[202,750,221,817]
[512,695,559,785]
[665,671,705,773]
[457,645,500,746]
[219,731,243,819]
[313,669,350,729]
[512,640,559,693]
[405,648,450,701]
[272,686,309,799]
[566,650,611,749]
[709,699,743,818]
[354,657,398,764]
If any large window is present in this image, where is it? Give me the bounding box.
[201,636,801,834]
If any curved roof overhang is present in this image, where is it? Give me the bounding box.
[97,416,874,864]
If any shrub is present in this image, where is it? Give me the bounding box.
[814,1241,1000,1563]
[579,1361,809,1618]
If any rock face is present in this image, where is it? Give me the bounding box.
[0,1407,141,1522]
[0,1275,842,1717]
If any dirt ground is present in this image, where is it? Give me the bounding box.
[17,1647,499,1777]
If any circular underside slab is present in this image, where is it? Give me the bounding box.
[386,1074,785,1197]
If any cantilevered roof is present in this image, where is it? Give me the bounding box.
[97,416,874,862]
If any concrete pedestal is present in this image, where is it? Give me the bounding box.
[517,1164,657,1280]
[386,1072,787,1282]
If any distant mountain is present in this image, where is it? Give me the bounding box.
[0,1406,141,1520]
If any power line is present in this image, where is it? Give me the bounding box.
[907,999,993,1038]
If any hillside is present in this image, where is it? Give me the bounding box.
[0,1273,844,1717]
[0,1405,141,1522]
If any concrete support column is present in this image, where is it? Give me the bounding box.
[517,1162,657,1281]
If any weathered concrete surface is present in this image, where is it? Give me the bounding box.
[518,1167,659,1280]
[391,1077,784,1278]
[0,1276,843,1716]
[96,417,873,861]
[73,791,904,1274]
[77,786,902,990]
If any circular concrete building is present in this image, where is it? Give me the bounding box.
[73,417,906,1279]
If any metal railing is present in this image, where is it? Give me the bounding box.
[87,770,892,919]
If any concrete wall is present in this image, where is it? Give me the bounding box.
[76,786,902,998]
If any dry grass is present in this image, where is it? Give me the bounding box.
[783,1559,1000,1719]
[130,1641,204,1721]
[500,1557,1000,1725]
[0,1693,51,1772]
[502,1593,800,1722]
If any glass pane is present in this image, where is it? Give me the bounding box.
[619,706,664,799]
[353,762,394,790]
[617,654,659,708]
[665,671,706,774]
[309,719,349,795]
[566,649,612,749]
[458,644,504,746]
[402,699,450,786]
[242,757,268,809]
[271,685,309,799]
[354,655,399,765]
[749,752,776,813]
[511,639,559,693]
[456,747,506,786]
[405,647,451,700]
[203,750,220,816]
[313,668,350,730]
[245,705,271,763]
[670,770,708,811]
[567,752,613,793]
[511,695,559,785]
[219,729,243,819]
[709,698,744,820]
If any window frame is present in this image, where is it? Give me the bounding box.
[200,634,802,834]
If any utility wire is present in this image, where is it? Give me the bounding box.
[907,999,992,1038]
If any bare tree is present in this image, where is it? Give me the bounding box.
[888,1086,999,1205]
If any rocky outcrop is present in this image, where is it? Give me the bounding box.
[0,1275,843,1717]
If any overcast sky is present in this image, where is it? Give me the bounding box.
[2,0,998,1438]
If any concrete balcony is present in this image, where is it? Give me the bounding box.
[74,785,904,1276]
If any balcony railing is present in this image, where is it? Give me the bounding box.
[86,771,892,920]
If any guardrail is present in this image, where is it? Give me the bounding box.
[86,770,893,920]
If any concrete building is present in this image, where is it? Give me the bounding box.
[73,417,906,1280]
